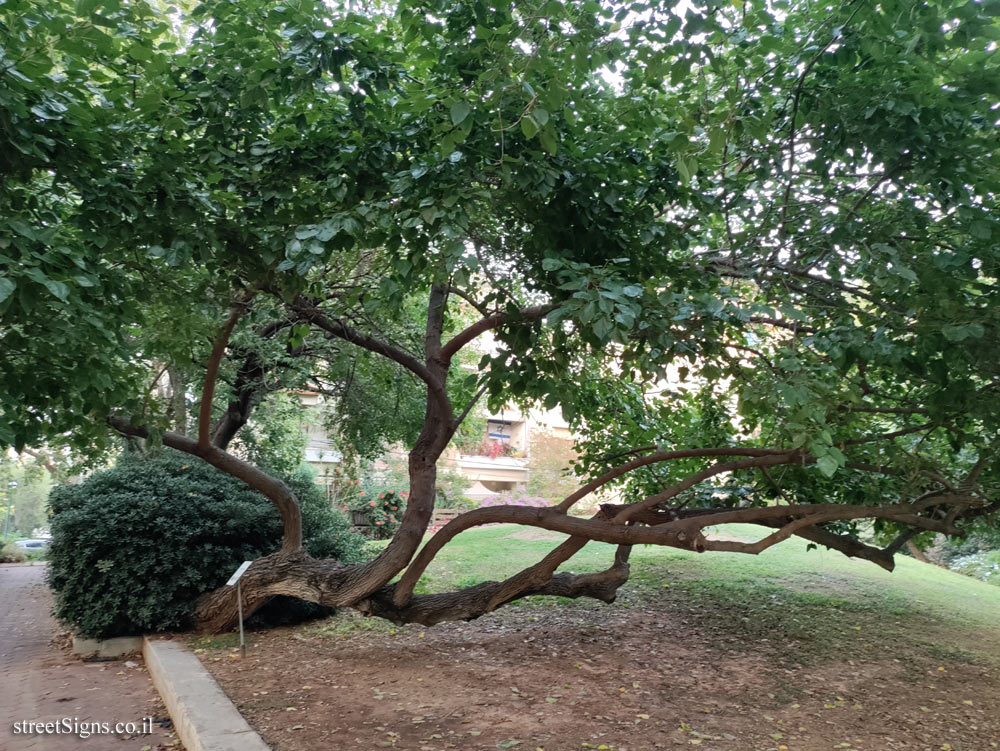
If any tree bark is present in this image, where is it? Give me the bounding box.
[194,543,633,631]
[906,540,931,563]
[167,367,188,435]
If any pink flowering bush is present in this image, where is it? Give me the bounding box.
[344,485,406,539]
[468,439,522,459]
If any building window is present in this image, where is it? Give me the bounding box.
[487,420,512,442]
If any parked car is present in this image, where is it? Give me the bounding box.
[14,539,50,551]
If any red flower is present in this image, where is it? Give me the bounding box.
[369,501,376,507]
[391,506,397,510]
[375,521,383,526]
[359,490,365,495]
[378,493,384,499]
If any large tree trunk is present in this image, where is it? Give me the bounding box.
[193,402,450,631]
[193,298,457,630]
[194,543,634,632]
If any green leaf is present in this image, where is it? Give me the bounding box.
[520,115,539,139]
[675,155,692,184]
[592,318,613,340]
[9,220,36,240]
[538,128,558,154]
[969,220,993,240]
[816,455,838,478]
[450,100,472,127]
[0,277,15,304]
[707,128,727,154]
[75,0,101,15]
[942,323,985,342]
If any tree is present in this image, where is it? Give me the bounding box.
[1,0,998,631]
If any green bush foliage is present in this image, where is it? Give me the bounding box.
[48,450,366,639]
[0,542,27,563]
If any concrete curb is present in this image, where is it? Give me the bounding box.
[143,637,270,751]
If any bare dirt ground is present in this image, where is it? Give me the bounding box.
[195,586,1000,751]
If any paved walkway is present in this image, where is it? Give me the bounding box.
[0,564,182,750]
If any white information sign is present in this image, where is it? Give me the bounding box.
[226,560,253,586]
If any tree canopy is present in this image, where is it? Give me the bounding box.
[2,0,999,629]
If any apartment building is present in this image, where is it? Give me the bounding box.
[297,390,576,503]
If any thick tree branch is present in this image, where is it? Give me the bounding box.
[375,518,633,623]
[358,555,632,626]
[600,502,897,571]
[554,447,797,513]
[297,304,452,419]
[210,318,295,449]
[446,285,491,317]
[198,305,246,448]
[441,303,558,361]
[108,416,303,552]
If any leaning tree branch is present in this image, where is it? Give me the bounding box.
[391,494,974,599]
[441,303,559,361]
[297,303,453,420]
[394,504,618,608]
[446,285,491,317]
[746,316,818,334]
[455,383,489,430]
[599,502,897,571]
[842,421,940,446]
[108,416,303,552]
[778,1,865,237]
[553,447,797,513]
[210,318,296,449]
[198,304,247,449]
[360,547,633,626]
[699,501,957,557]
[611,453,802,524]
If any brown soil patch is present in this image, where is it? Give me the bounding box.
[197,595,1000,751]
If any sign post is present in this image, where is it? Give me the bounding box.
[226,561,253,658]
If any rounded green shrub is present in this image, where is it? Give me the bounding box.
[48,450,366,639]
[0,542,27,563]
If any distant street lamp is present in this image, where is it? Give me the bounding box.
[3,480,17,542]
